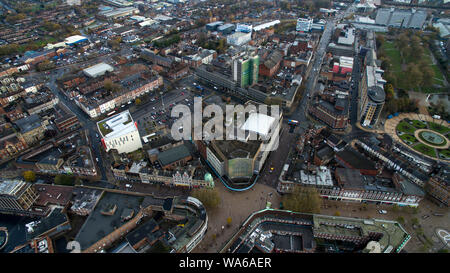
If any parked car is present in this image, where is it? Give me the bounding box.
[378,210,387,214]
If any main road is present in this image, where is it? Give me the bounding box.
[289,19,336,130]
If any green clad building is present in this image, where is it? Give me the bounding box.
[233,54,259,88]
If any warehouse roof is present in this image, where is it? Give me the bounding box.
[65,35,88,45]
[83,63,114,78]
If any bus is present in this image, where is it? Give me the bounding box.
[107,111,116,116]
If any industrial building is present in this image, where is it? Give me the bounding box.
[64,35,89,46]
[205,21,223,31]
[375,8,427,29]
[253,20,280,32]
[217,23,235,35]
[83,63,114,78]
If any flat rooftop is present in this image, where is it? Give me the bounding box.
[97,110,135,138]
[0,179,27,196]
[33,184,73,207]
[74,192,142,250]
[240,113,276,139]
[83,62,114,77]
[313,214,410,252]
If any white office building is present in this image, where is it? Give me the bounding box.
[296,18,313,32]
[97,110,142,154]
[227,32,252,46]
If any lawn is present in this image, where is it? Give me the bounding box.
[413,143,437,158]
[411,120,427,129]
[128,149,145,161]
[397,121,416,134]
[428,122,450,134]
[98,121,113,136]
[381,41,402,72]
[399,134,417,144]
[438,149,450,160]
[379,38,446,91]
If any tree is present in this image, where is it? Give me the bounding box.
[54,174,75,186]
[135,98,142,105]
[421,66,435,87]
[191,187,220,209]
[411,217,419,225]
[36,60,55,72]
[405,63,422,89]
[392,204,399,213]
[385,84,395,101]
[396,216,405,224]
[281,186,321,214]
[226,217,232,226]
[376,35,385,49]
[104,79,121,93]
[23,171,36,182]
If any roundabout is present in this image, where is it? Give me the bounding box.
[384,113,450,162]
[415,129,449,149]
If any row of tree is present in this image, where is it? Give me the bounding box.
[281,186,321,214]
[153,34,181,49]
[191,187,221,209]
[23,171,76,186]
[377,33,436,89]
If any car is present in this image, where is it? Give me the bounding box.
[378,210,387,214]
[269,166,274,173]
[422,215,430,219]
[125,184,132,188]
[95,158,99,162]
[96,133,99,138]
[152,107,156,110]
[181,92,184,95]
